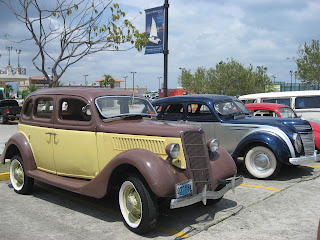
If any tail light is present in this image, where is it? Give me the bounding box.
[6,108,9,114]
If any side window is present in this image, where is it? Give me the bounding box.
[59,98,91,121]
[35,98,53,119]
[187,104,211,116]
[163,104,183,116]
[23,100,33,117]
[295,96,320,109]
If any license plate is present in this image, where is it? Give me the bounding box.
[175,179,193,198]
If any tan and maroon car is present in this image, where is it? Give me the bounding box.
[0,88,242,234]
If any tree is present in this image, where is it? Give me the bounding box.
[100,74,115,88]
[179,58,273,96]
[2,0,148,87]
[27,85,40,94]
[5,84,13,98]
[295,39,320,86]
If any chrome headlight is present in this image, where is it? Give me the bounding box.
[293,133,302,153]
[207,139,220,152]
[166,143,180,159]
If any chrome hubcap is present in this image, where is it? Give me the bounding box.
[253,153,271,172]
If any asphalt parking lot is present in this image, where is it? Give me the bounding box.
[0,123,319,240]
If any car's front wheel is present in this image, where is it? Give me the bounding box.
[119,176,158,234]
[244,146,282,179]
[10,155,34,194]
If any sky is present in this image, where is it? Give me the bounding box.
[0,0,319,92]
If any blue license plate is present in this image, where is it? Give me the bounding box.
[176,179,193,198]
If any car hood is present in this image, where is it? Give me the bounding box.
[102,117,201,138]
[223,115,311,132]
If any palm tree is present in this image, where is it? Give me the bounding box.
[27,85,40,94]
[100,74,115,88]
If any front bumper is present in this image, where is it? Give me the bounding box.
[289,150,320,165]
[170,175,243,209]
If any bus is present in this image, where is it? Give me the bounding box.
[239,90,320,124]
[0,88,4,100]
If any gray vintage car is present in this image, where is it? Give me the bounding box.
[153,94,320,179]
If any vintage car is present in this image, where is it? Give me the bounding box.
[246,103,320,150]
[0,88,242,234]
[152,94,320,179]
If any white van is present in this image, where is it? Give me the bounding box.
[239,90,320,124]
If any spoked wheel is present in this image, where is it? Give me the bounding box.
[10,155,34,194]
[119,176,158,234]
[244,146,282,179]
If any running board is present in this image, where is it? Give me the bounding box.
[27,170,105,198]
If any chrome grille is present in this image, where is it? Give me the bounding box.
[182,131,212,193]
[299,132,315,155]
[294,124,315,156]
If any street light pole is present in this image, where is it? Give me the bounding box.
[83,74,88,86]
[16,49,21,67]
[131,72,137,93]
[163,0,169,97]
[124,76,128,90]
[6,46,13,65]
[157,77,162,90]
[289,70,293,91]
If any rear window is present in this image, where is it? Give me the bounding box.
[262,98,290,106]
[0,100,19,107]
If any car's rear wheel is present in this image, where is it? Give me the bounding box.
[244,146,282,179]
[10,155,34,194]
[119,176,158,234]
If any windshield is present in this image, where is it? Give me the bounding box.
[95,96,157,119]
[279,107,298,118]
[214,100,250,117]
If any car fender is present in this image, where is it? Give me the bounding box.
[0,133,37,172]
[232,131,292,164]
[84,149,188,199]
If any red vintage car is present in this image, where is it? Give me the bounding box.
[246,103,320,150]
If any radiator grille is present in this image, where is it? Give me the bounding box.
[299,132,315,155]
[182,131,212,193]
[294,125,315,156]
[112,137,166,154]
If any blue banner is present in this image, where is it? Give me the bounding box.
[145,6,164,54]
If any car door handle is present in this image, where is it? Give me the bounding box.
[45,132,57,136]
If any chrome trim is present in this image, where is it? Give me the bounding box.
[170,176,243,209]
[289,151,320,165]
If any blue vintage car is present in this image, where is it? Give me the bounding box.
[152,94,320,179]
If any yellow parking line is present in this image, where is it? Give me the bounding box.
[156,226,188,238]
[300,165,320,168]
[0,172,10,181]
[241,184,281,192]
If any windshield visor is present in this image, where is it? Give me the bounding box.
[95,96,157,118]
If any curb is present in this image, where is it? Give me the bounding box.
[0,172,10,181]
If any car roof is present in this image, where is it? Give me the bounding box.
[27,87,142,100]
[153,94,237,104]
[245,103,290,110]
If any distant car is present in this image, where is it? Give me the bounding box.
[0,88,242,234]
[246,103,320,150]
[152,94,320,179]
[0,99,22,124]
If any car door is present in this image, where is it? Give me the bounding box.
[53,96,99,179]
[24,97,56,173]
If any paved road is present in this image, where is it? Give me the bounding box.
[0,123,319,240]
